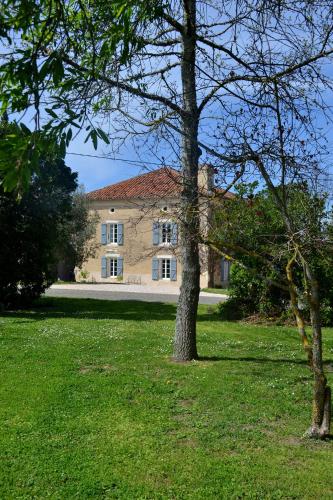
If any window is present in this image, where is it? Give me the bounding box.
[152,222,177,246]
[161,222,172,244]
[152,257,176,281]
[101,223,123,246]
[110,258,118,277]
[109,223,118,243]
[101,256,123,278]
[161,258,171,279]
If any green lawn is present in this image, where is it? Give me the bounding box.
[1,298,333,499]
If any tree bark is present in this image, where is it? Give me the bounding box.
[285,256,313,367]
[173,0,200,361]
[304,263,331,438]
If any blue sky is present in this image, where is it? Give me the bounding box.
[65,137,145,193]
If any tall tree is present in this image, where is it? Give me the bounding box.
[0,125,78,307]
[1,1,333,362]
[209,182,333,438]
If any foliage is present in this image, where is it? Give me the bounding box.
[0,0,165,191]
[1,297,333,498]
[0,155,78,307]
[213,183,333,323]
[218,264,291,321]
[1,1,333,194]
[56,187,99,281]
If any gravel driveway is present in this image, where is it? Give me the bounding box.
[45,283,227,305]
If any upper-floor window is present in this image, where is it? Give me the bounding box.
[101,223,124,245]
[109,223,118,244]
[152,221,177,246]
[161,222,172,244]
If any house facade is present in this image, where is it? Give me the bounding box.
[78,166,230,288]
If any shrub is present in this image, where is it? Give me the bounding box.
[218,264,290,321]
[0,158,77,308]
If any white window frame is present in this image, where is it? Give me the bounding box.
[160,221,172,245]
[106,220,120,245]
[109,257,118,277]
[161,258,171,280]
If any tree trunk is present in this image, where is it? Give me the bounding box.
[173,0,200,361]
[285,257,313,367]
[254,147,331,438]
[304,263,331,438]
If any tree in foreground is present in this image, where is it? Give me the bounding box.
[203,76,333,437]
[1,1,333,363]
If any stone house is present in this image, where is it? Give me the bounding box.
[78,166,231,287]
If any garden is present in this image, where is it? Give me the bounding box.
[1,298,333,498]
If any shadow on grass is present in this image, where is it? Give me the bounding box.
[199,355,309,365]
[1,297,177,322]
[199,355,333,367]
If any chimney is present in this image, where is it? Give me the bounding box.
[198,164,214,194]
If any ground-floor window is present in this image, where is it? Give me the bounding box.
[110,258,118,277]
[221,257,231,284]
[101,256,123,278]
[161,258,171,279]
[152,257,176,281]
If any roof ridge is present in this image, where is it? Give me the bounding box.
[87,165,181,201]
[87,166,179,195]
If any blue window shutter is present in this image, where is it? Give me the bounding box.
[171,223,178,245]
[225,260,231,282]
[220,258,224,281]
[170,258,177,281]
[117,257,123,277]
[101,224,107,245]
[221,258,230,282]
[101,257,108,278]
[152,258,159,280]
[118,223,124,245]
[152,222,160,245]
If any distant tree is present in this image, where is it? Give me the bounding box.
[0,138,78,307]
[56,188,100,282]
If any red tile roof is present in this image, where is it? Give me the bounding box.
[86,165,235,201]
[87,167,181,201]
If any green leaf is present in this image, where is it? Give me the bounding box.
[59,135,66,158]
[20,123,31,136]
[39,57,52,80]
[45,108,58,119]
[96,128,110,144]
[66,128,72,146]
[84,130,92,144]
[91,129,98,150]
[52,58,64,86]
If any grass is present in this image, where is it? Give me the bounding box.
[202,287,229,295]
[1,297,333,499]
